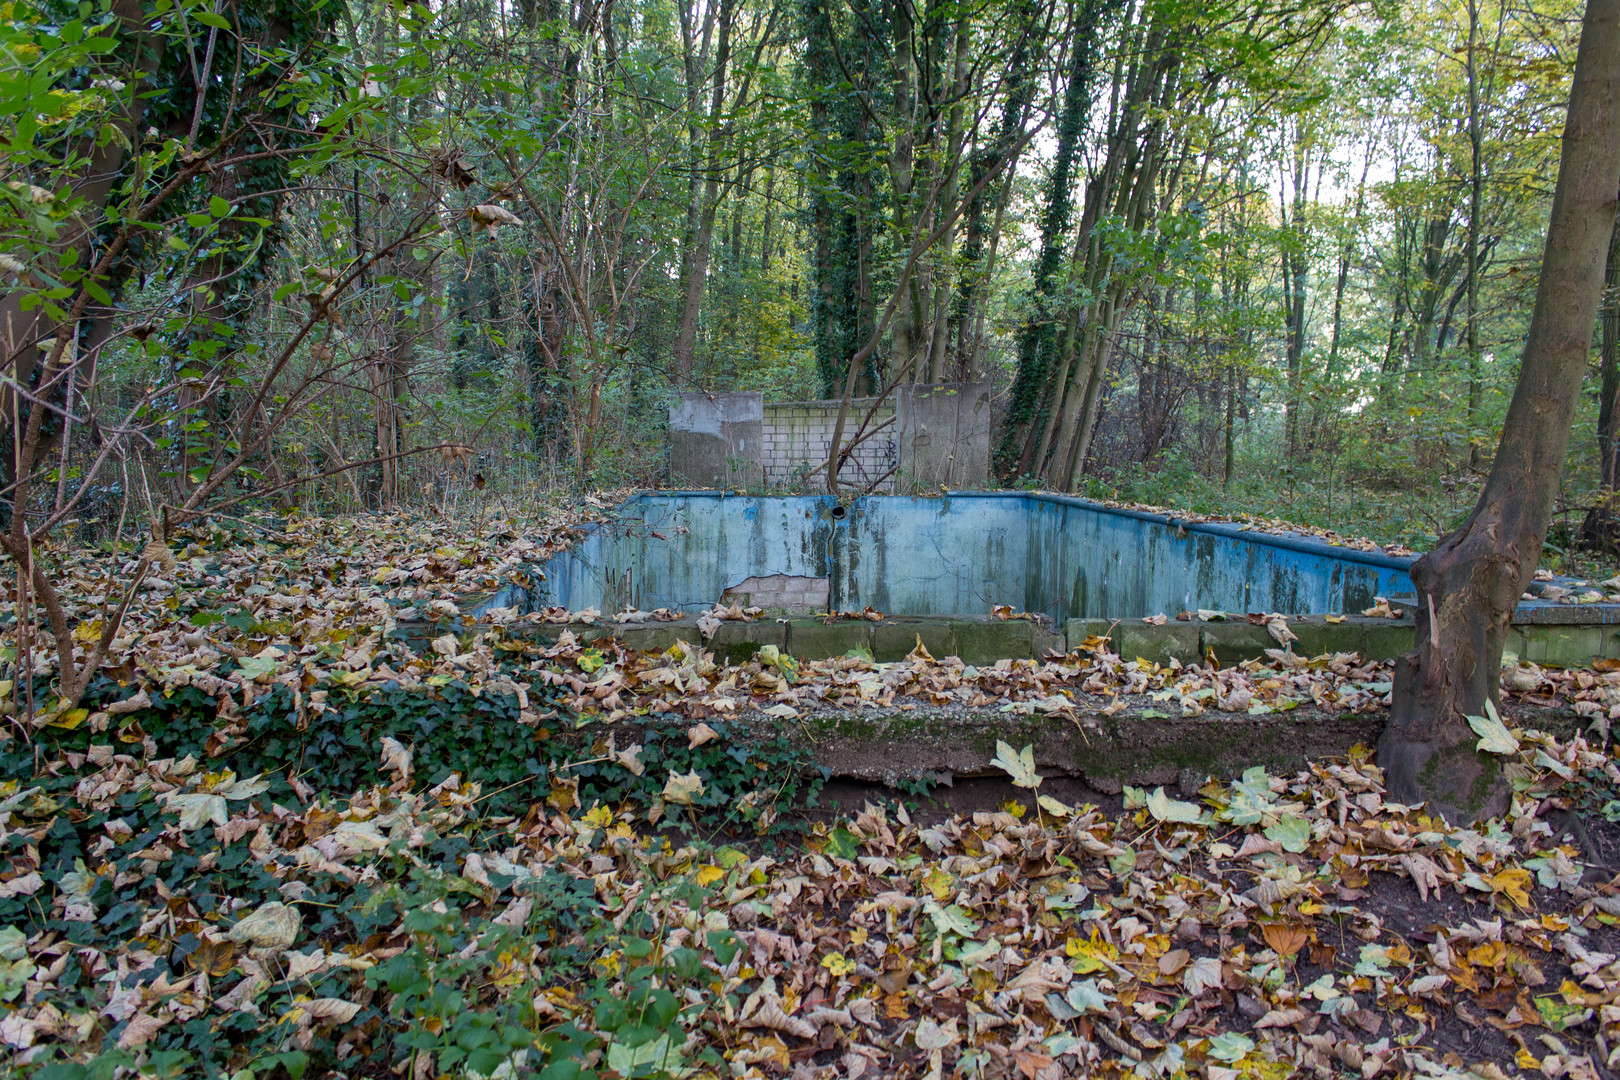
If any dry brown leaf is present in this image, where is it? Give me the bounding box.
[1255,1007,1311,1029]
[302,998,362,1024]
[1157,948,1190,975]
[116,1012,170,1049]
[1183,956,1222,996]
[741,996,815,1039]
[1260,922,1309,958]
[186,939,237,977]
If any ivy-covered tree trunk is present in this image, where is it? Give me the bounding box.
[672,0,734,382]
[1379,0,1620,822]
[0,0,155,495]
[994,0,1112,479]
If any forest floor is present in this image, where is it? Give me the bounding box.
[2,502,1620,1079]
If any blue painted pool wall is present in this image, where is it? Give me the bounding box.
[494,491,1416,620]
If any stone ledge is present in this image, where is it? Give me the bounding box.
[731,700,1583,789]
[1066,615,1412,667]
[407,609,1620,671]
[1064,614,1620,669]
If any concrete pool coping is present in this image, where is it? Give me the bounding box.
[409,608,1620,671]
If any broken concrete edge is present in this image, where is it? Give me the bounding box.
[770,706,1397,793]
[401,610,1620,670]
[529,701,1586,797]
[1090,614,1620,670]
[775,704,1584,793]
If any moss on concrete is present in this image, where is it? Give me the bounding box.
[953,619,1035,664]
[1523,626,1608,668]
[787,620,874,660]
[709,621,787,665]
[872,620,956,662]
[1116,624,1200,666]
[1360,622,1415,661]
[1289,621,1366,658]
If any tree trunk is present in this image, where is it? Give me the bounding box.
[996,0,1117,477]
[1583,210,1620,549]
[1379,0,1620,822]
[1464,0,1489,470]
[671,0,725,381]
[0,0,154,491]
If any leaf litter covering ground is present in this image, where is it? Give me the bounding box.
[1,508,1620,1077]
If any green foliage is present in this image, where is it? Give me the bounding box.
[0,664,799,1079]
[14,668,823,831]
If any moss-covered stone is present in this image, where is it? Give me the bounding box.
[616,624,699,653]
[1199,622,1274,665]
[1522,625,1607,669]
[1115,624,1200,667]
[1065,619,1119,652]
[953,619,1035,664]
[1359,621,1415,661]
[1034,625,1068,658]
[1289,619,1367,658]
[709,620,787,664]
[1504,627,1531,660]
[786,619,873,660]
[873,619,956,662]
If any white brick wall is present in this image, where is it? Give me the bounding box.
[762,399,898,492]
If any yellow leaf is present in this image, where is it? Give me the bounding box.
[1468,941,1508,970]
[821,952,856,977]
[696,864,725,887]
[47,707,89,730]
[546,776,579,813]
[1066,931,1119,973]
[1516,1047,1541,1072]
[1488,867,1533,909]
[73,619,102,643]
[1324,614,1346,624]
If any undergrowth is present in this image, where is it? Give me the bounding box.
[1,672,822,1078]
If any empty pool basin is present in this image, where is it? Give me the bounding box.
[475,492,1416,624]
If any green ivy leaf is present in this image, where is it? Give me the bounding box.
[1207,1032,1255,1062]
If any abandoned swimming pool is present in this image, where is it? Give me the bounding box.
[475,491,1417,623]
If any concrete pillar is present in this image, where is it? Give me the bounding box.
[668,392,764,489]
[896,382,992,491]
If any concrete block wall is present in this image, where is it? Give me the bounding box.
[721,574,831,613]
[762,398,898,491]
[671,385,990,493]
